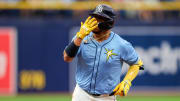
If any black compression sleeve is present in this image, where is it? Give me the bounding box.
[65,41,80,57]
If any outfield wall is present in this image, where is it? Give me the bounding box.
[0,18,179,94]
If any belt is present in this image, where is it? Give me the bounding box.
[86,91,115,97]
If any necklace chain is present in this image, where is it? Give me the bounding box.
[93,33,109,41]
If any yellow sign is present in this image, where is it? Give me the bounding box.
[0,1,180,10]
[19,70,46,90]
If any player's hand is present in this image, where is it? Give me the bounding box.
[77,16,98,39]
[113,80,131,96]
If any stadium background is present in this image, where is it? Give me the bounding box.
[0,0,180,101]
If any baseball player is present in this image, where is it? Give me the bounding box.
[63,4,144,101]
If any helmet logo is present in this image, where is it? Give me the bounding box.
[95,5,103,13]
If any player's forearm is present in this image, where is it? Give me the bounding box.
[63,38,82,62]
[74,37,83,46]
[123,59,143,82]
[123,66,139,82]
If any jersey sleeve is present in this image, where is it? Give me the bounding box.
[121,41,139,66]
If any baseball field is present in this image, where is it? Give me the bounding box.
[0,94,180,101]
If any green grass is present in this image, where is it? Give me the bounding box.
[0,94,71,101]
[117,96,180,101]
[0,94,180,101]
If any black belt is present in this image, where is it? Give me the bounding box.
[86,91,115,97]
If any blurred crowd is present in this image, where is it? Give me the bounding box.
[0,0,179,22]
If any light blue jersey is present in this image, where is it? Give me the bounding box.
[74,31,139,94]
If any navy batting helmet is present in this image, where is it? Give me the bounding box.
[89,4,116,30]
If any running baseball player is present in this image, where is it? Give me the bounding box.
[63,4,144,101]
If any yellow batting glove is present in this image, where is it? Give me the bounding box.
[77,16,98,39]
[113,80,131,96]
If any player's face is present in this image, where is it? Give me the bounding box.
[92,17,105,33]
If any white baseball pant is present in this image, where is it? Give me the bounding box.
[72,84,117,101]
